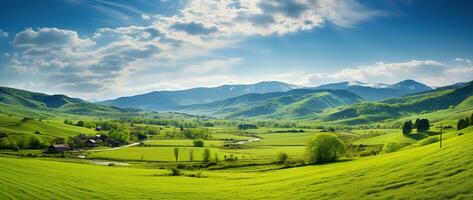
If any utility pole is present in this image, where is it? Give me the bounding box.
[440,124,443,148]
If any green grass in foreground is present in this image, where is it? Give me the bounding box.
[1,127,472,199]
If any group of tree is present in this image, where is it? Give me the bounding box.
[457,113,473,130]
[0,136,46,150]
[402,118,430,135]
[173,147,212,163]
[305,133,346,164]
[415,119,430,132]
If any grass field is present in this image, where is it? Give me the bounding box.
[88,146,246,162]
[144,139,224,147]
[1,126,472,199]
[0,113,96,143]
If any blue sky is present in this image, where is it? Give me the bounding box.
[0,0,472,99]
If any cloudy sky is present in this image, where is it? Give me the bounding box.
[0,0,472,100]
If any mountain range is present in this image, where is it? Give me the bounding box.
[320,81,473,124]
[3,79,470,124]
[99,81,300,111]
[312,80,432,101]
[100,79,433,111]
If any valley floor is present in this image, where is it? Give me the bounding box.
[1,128,472,199]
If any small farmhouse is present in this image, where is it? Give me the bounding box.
[84,139,97,148]
[48,144,70,153]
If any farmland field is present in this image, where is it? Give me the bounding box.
[1,127,473,199]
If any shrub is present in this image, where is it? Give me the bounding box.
[28,136,42,149]
[34,130,41,135]
[276,152,288,164]
[418,136,440,146]
[76,121,85,127]
[305,133,346,164]
[193,140,204,147]
[168,167,181,176]
[382,141,399,153]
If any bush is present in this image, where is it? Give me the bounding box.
[382,141,399,153]
[193,140,204,147]
[418,136,439,146]
[305,133,346,164]
[29,136,43,149]
[276,152,288,164]
[76,121,85,127]
[168,167,181,176]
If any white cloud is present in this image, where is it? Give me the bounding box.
[455,57,472,64]
[13,28,93,49]
[141,14,151,20]
[0,29,8,38]
[306,59,473,87]
[152,0,380,39]
[5,0,383,99]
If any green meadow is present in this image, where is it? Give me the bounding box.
[1,126,472,199]
[1,82,473,199]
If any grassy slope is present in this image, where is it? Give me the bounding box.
[0,113,96,141]
[321,81,473,124]
[180,89,362,119]
[0,86,125,116]
[1,128,472,199]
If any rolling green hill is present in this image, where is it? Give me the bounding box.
[0,124,472,199]
[321,81,473,124]
[0,86,126,116]
[178,89,363,119]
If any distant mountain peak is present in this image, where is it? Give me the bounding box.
[313,79,433,101]
[391,79,432,91]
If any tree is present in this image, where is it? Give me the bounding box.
[107,129,130,147]
[202,148,211,163]
[417,119,430,132]
[28,136,42,149]
[305,133,346,164]
[414,119,420,129]
[457,119,468,130]
[189,149,194,162]
[214,153,219,163]
[76,121,85,127]
[471,113,473,126]
[174,147,179,162]
[402,120,413,135]
[193,140,204,147]
[276,152,288,164]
